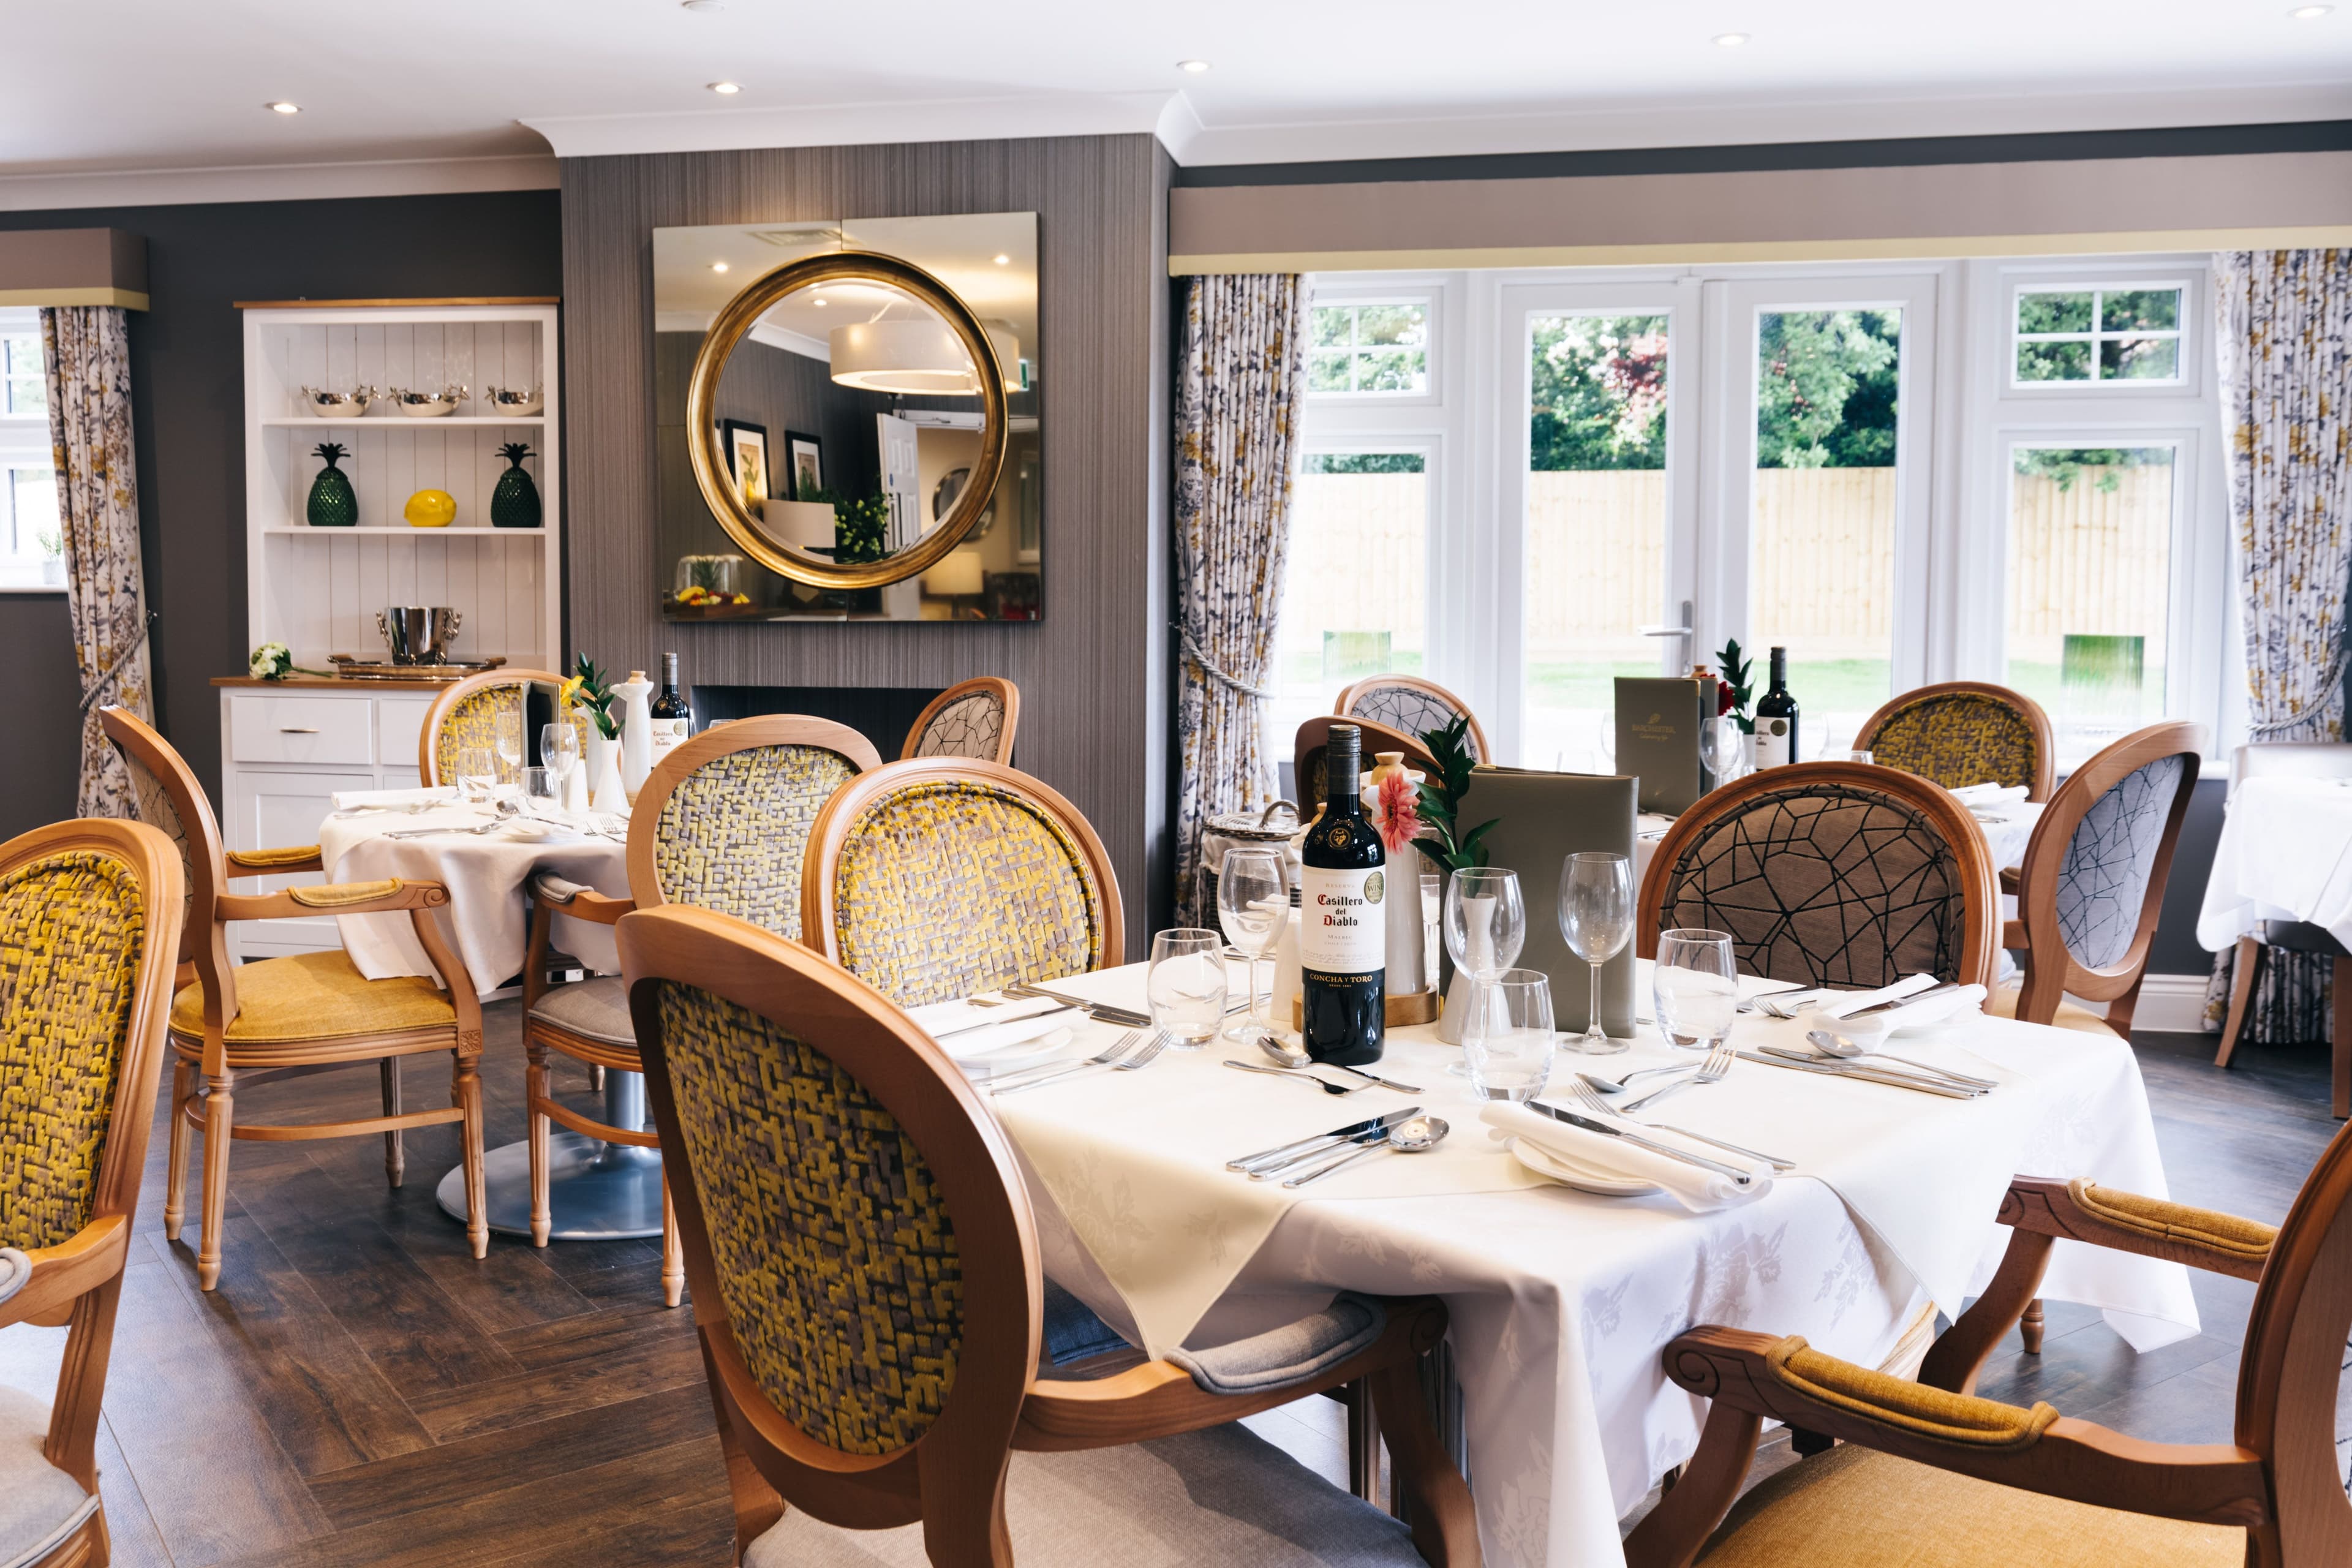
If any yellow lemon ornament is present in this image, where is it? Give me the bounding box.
[404,488,457,528]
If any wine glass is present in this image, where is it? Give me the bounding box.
[1700,716,1746,789]
[1461,968,1556,1103]
[1216,848,1288,1042]
[1442,867,1525,1076]
[1655,929,1739,1053]
[540,722,580,804]
[1558,852,1634,1055]
[1147,929,1227,1049]
[495,707,525,794]
[456,745,497,805]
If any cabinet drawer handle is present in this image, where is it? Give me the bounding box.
[279,726,321,734]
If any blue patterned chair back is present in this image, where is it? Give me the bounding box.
[1337,676,1487,762]
[903,677,1018,764]
[2053,753,2191,971]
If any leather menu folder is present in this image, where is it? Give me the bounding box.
[1614,676,1714,815]
[1453,766,1639,1038]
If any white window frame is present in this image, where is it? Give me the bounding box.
[2009,279,2190,391]
[1305,287,1442,405]
[0,307,60,595]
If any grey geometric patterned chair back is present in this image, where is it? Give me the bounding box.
[2054,753,2190,972]
[911,692,1006,761]
[1340,677,1484,761]
[1654,780,1976,988]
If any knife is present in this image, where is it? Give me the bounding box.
[1754,1042,1988,1094]
[1525,1102,1755,1184]
[1736,1049,1983,1099]
[1227,1107,1420,1174]
[1007,982,1152,1028]
[1842,981,1962,1019]
[1246,1112,1416,1181]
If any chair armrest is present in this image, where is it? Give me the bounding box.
[1999,865,2022,895]
[2003,1177,2275,1281]
[216,879,452,922]
[0,1214,129,1330]
[530,873,633,926]
[225,843,325,875]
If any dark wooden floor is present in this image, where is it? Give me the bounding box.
[3,1012,2340,1566]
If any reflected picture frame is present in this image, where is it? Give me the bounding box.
[783,430,824,500]
[720,419,770,513]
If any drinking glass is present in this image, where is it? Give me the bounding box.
[1215,848,1288,1042]
[1848,750,1876,766]
[1147,929,1227,1050]
[1558,852,1635,1055]
[495,708,526,792]
[456,745,497,804]
[1461,968,1556,1102]
[1700,716,1746,788]
[1655,929,1739,1053]
[540,722,580,799]
[1442,867,1525,1076]
[521,766,557,812]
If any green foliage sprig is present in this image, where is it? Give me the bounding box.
[798,486,894,565]
[572,655,622,741]
[1409,716,1498,873]
[1714,638,1755,736]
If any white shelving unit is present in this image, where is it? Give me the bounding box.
[241,302,563,671]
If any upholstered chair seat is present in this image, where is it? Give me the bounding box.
[1985,986,2119,1038]
[1696,1442,2242,1567]
[168,950,454,1044]
[0,1387,101,1568]
[744,1423,1430,1567]
[524,973,633,1045]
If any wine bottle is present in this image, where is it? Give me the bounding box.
[648,652,693,769]
[1754,646,1799,767]
[1300,723,1385,1065]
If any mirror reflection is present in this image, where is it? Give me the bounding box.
[654,214,1041,621]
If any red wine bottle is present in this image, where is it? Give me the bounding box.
[1754,646,1799,767]
[1300,723,1385,1065]
[648,652,693,769]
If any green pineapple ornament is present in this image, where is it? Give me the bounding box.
[306,443,357,527]
[491,442,541,529]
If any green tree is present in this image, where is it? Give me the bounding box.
[1528,315,1668,472]
[1756,310,1900,469]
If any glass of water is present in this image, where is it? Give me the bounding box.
[456,745,498,804]
[1215,848,1287,1041]
[1461,968,1556,1102]
[1558,852,1634,1055]
[521,766,557,813]
[1655,929,1739,1052]
[1147,929,1227,1050]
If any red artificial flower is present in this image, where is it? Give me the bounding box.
[1717,679,1736,717]
[1374,769,1422,854]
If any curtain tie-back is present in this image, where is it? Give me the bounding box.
[1180,627,1275,701]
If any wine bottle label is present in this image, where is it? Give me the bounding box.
[1300,866,1386,972]
[647,718,691,762]
[1754,717,1792,768]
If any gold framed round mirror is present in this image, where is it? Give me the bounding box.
[685,249,1009,592]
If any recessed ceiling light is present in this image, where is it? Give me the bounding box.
[680,0,723,10]
[993,254,1011,265]
[710,262,729,273]
[266,101,300,115]
[1177,59,1211,74]
[707,81,742,95]
[2291,4,2332,17]
[813,297,829,307]
[1714,32,1750,47]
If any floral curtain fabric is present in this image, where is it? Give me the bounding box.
[2203,249,2352,1037]
[1173,274,1305,926]
[43,306,154,819]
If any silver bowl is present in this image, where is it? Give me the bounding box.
[390,385,469,418]
[483,383,544,417]
[298,385,375,418]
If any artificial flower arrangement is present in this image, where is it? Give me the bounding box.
[1713,638,1755,734]
[566,656,622,741]
[1410,715,1498,873]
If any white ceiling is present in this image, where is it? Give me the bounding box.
[4,0,2350,204]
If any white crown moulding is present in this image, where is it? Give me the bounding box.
[0,153,558,213]
[521,89,1187,160]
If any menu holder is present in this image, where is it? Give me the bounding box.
[1615,676,1714,815]
[1454,766,1640,1038]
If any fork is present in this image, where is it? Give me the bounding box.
[988,1029,1143,1095]
[1110,1030,1172,1072]
[1619,1041,1735,1112]
[1564,1072,1796,1172]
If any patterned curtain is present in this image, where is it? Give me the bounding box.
[2203,250,2352,1037]
[1172,275,1305,927]
[43,306,153,819]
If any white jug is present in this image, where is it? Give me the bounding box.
[614,669,655,800]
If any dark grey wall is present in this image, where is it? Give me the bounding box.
[0,190,562,839]
[561,135,1175,952]
[2151,776,2228,976]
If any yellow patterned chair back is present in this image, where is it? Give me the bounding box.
[619,903,1037,1477]
[625,715,884,941]
[419,669,577,787]
[1856,681,2056,802]
[901,676,1020,764]
[804,759,1125,1008]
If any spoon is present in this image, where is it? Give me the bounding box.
[1804,1030,1999,1090]
[1223,1059,1364,1095]
[1577,1063,1692,1095]
[1255,1034,1422,1094]
[1283,1115,1449,1188]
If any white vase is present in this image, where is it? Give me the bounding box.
[587,729,628,814]
[1383,844,1428,997]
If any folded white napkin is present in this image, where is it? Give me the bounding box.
[1951,782,2029,809]
[905,995,1074,1060]
[1812,973,1940,1020]
[1795,984,1988,1046]
[1481,1102,1768,1212]
[333,785,459,811]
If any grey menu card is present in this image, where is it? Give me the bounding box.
[1454,766,1640,1038]
[1614,676,1712,815]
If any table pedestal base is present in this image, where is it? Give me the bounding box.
[435,1068,665,1240]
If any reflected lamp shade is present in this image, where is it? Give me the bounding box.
[922,549,986,597]
[829,320,1021,396]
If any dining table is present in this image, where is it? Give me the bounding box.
[979,960,2194,1568]
[315,794,655,1241]
[2196,772,2352,953]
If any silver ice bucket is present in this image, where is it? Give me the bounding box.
[377,606,462,665]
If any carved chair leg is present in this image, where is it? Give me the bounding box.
[380,1056,404,1188]
[197,1069,235,1291]
[2332,956,2351,1121]
[164,1057,194,1241]
[1789,1428,1834,1456]
[526,1040,552,1247]
[453,1050,488,1260]
[1369,1359,1479,1567]
[1345,1379,1382,1506]
[2019,1297,2046,1354]
[2215,936,2262,1069]
[916,1442,1015,1567]
[1623,1403,1762,1568]
[660,1170,684,1308]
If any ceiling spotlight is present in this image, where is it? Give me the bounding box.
[266,101,301,115]
[710,262,729,273]
[2291,4,2332,16]
[813,297,830,307]
[1714,32,1750,47]
[680,0,724,9]
[1177,59,1211,74]
[993,254,1011,265]
[707,81,742,95]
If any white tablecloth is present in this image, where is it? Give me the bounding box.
[2197,775,2352,952]
[992,963,2193,1568]
[318,805,629,995]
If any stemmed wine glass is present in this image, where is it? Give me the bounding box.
[1216,848,1289,1042]
[540,722,580,807]
[496,708,526,796]
[1442,867,1525,1076]
[1700,716,1746,790]
[1655,929,1739,1054]
[1558,852,1634,1055]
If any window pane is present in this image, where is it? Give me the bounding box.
[1275,452,1428,766]
[1356,304,1426,347]
[1751,308,1901,758]
[6,467,59,586]
[1308,352,1353,393]
[2100,288,2180,333]
[1310,307,1354,349]
[2006,447,2173,762]
[2100,336,2180,380]
[2017,339,2092,382]
[1357,347,1425,393]
[2018,292,2094,334]
[1524,313,1670,771]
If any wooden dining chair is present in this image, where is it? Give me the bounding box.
[0,816,183,1568]
[1638,760,2000,990]
[1624,1118,2352,1568]
[99,706,489,1291]
[802,758,1123,1003]
[616,902,1479,1566]
[1336,674,1490,763]
[519,715,883,1304]
[1855,680,2056,802]
[1294,715,1437,821]
[902,676,1020,764]
[417,667,577,786]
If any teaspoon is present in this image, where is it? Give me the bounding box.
[1804,1029,1998,1090]
[1255,1033,1422,1094]
[1282,1115,1449,1188]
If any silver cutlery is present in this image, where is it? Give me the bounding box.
[931,1003,1076,1038]
[1804,1028,1997,1090]
[1744,986,1828,1018]
[1563,1079,1796,1173]
[1281,1115,1449,1188]
[1577,1063,1691,1094]
[1526,1101,1755,1185]
[383,818,506,839]
[1759,1041,1985,1095]
[1223,1059,1365,1095]
[1004,982,1152,1028]
[1248,1111,1425,1182]
[1255,1033,1421,1093]
[988,1029,1144,1095]
[1226,1108,1420,1174]
[1110,1030,1172,1072]
[1842,982,1963,1019]
[1616,1041,1735,1113]
[1735,1048,1983,1098]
